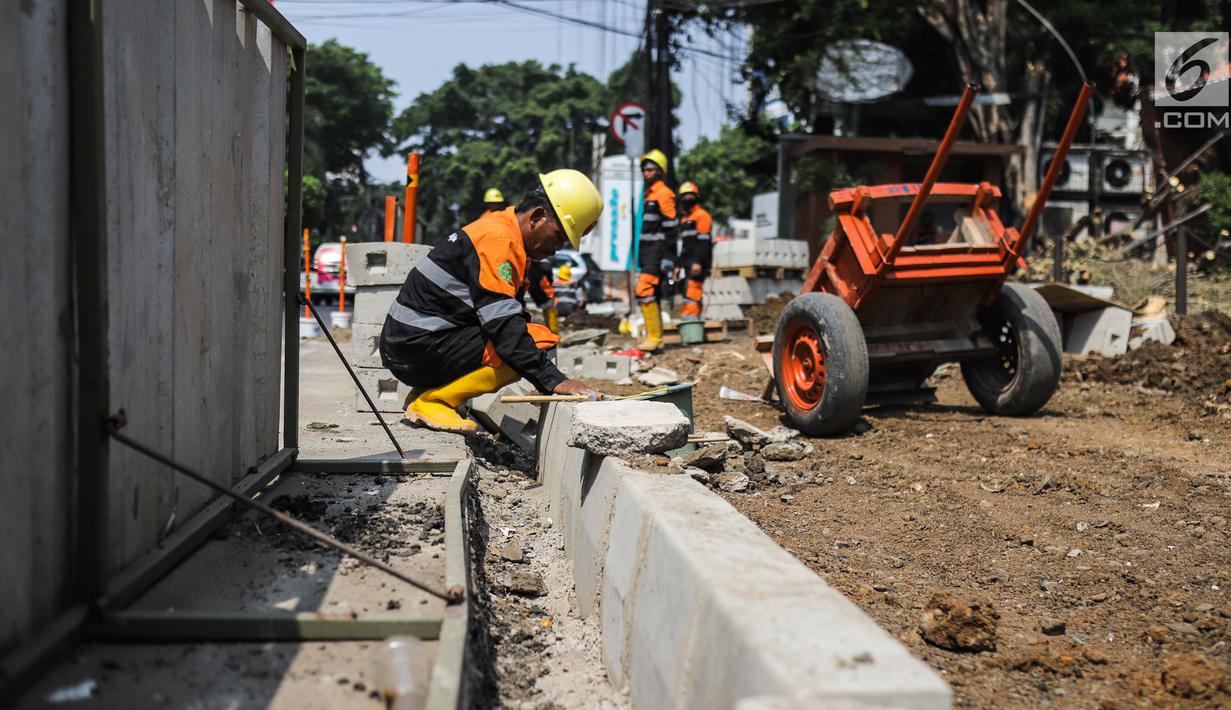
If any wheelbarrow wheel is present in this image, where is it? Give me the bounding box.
[962,282,1062,416]
[773,293,868,435]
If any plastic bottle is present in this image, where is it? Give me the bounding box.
[369,636,432,710]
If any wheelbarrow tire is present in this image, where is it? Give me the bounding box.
[773,293,868,435]
[962,282,1062,416]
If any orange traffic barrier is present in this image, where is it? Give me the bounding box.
[302,228,311,318]
[338,236,348,314]
[403,153,419,244]
[384,195,396,242]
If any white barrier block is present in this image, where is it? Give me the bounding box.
[344,242,432,287]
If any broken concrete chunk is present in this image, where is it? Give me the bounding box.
[762,441,808,461]
[685,467,711,484]
[500,536,525,563]
[566,400,690,457]
[681,442,727,471]
[765,426,801,444]
[712,471,750,492]
[637,366,680,387]
[724,415,769,446]
[505,569,546,597]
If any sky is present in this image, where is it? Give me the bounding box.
[276,0,748,183]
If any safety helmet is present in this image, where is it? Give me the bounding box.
[538,169,603,250]
[557,264,572,281]
[640,149,668,173]
[484,187,505,204]
[679,181,700,197]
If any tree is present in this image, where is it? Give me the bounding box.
[391,61,613,241]
[677,125,774,224]
[304,39,396,181]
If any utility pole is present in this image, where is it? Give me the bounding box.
[644,0,673,180]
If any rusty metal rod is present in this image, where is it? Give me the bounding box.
[1017,82,1095,253]
[302,297,407,460]
[888,83,980,263]
[106,420,462,604]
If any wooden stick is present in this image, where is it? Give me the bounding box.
[499,394,590,403]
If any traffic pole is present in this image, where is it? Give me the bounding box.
[338,236,348,314]
[383,195,396,242]
[302,228,311,318]
[403,152,419,244]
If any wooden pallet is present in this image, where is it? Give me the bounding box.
[714,266,806,280]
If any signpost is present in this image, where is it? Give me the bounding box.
[609,102,646,311]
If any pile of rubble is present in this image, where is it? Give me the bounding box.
[1068,309,1231,415]
[672,416,813,493]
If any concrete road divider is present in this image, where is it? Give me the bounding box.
[536,401,951,710]
[344,242,432,287]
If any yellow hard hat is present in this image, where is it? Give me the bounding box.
[484,187,505,204]
[640,149,668,173]
[538,169,603,250]
[679,181,700,197]
[557,264,572,281]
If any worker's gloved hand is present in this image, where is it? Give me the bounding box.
[553,378,603,400]
[660,258,674,274]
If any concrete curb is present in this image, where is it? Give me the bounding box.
[536,402,951,710]
[426,459,473,710]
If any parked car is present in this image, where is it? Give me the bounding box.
[299,241,355,303]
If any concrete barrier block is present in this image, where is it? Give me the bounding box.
[344,242,432,287]
[701,303,745,321]
[352,285,400,325]
[354,367,410,413]
[566,401,690,456]
[747,277,803,304]
[1062,306,1132,357]
[704,276,753,306]
[350,322,383,368]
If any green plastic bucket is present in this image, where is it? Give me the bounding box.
[678,320,705,345]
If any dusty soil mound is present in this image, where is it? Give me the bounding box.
[1067,310,1231,408]
[745,295,792,334]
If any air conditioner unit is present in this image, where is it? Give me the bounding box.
[1040,199,1090,240]
[1040,147,1090,194]
[1098,150,1149,196]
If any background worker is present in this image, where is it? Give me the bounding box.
[634,148,677,351]
[553,262,582,316]
[526,259,559,333]
[676,182,712,320]
[380,169,603,433]
[482,187,506,214]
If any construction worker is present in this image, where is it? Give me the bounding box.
[634,148,677,350]
[676,182,712,320]
[380,169,603,433]
[553,262,582,315]
[526,259,559,333]
[483,187,506,213]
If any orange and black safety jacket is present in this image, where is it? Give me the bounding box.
[637,180,677,273]
[526,260,556,309]
[679,204,714,276]
[381,207,567,393]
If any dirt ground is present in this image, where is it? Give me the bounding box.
[580,295,1231,709]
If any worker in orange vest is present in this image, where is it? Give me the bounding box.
[380,170,603,433]
[634,148,677,350]
[676,182,712,320]
[526,259,559,333]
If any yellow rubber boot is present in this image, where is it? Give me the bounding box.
[405,364,519,434]
[545,306,560,334]
[637,301,663,351]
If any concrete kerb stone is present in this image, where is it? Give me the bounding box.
[344,242,432,287]
[468,379,540,451]
[566,401,690,457]
[558,346,637,381]
[352,285,400,325]
[536,402,952,710]
[354,367,411,413]
[350,321,383,368]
